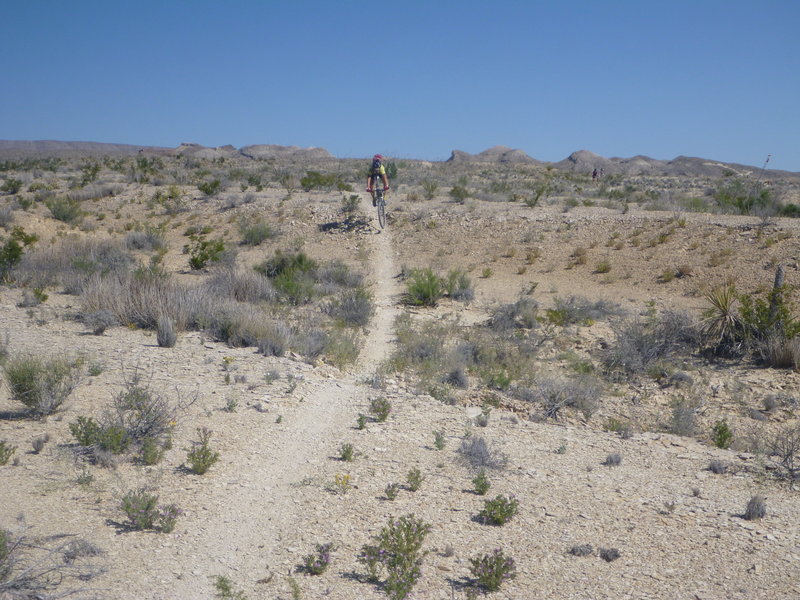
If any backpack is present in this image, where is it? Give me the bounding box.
[371,158,382,174]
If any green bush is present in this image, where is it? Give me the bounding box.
[121,488,159,530]
[421,180,438,200]
[239,220,275,246]
[472,469,491,495]
[188,235,226,270]
[1,178,23,194]
[44,197,83,223]
[449,185,469,203]
[470,549,517,592]
[187,428,220,474]
[478,494,519,526]
[358,514,431,600]
[198,179,221,196]
[370,397,391,422]
[711,420,733,449]
[404,268,443,306]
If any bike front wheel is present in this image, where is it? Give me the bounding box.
[375,190,386,229]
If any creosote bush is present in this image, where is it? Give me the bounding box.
[472,469,491,495]
[470,549,517,592]
[358,514,431,600]
[478,494,518,526]
[711,420,733,449]
[187,427,220,474]
[403,268,443,307]
[370,397,391,422]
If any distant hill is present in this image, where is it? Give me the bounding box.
[449,147,798,179]
[0,140,332,161]
[1,139,796,179]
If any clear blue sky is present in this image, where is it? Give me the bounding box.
[2,1,798,171]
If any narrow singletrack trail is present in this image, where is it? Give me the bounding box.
[146,197,401,599]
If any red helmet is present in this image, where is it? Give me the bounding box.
[373,154,383,160]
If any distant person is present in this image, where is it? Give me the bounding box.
[366,154,390,206]
[600,167,605,178]
[592,168,598,181]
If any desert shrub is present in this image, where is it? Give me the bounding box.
[449,184,469,203]
[669,396,701,437]
[84,309,118,335]
[389,315,448,376]
[359,514,431,600]
[197,179,221,196]
[457,436,508,471]
[157,315,177,347]
[302,543,334,575]
[490,297,539,331]
[300,170,345,191]
[472,468,491,495]
[433,430,446,450]
[0,226,38,282]
[443,269,474,303]
[470,549,517,592]
[370,397,391,422]
[16,237,131,294]
[80,266,192,331]
[1,177,22,194]
[0,527,104,596]
[406,467,424,491]
[322,328,360,368]
[421,179,438,200]
[708,459,727,474]
[140,437,165,465]
[3,355,81,416]
[569,544,594,557]
[384,482,400,501]
[478,494,518,525]
[711,420,733,449]
[211,575,247,600]
[44,196,82,223]
[766,424,800,479]
[31,434,49,454]
[272,268,316,304]
[107,372,177,444]
[599,547,621,562]
[523,375,603,420]
[0,441,16,465]
[238,219,275,246]
[256,322,292,357]
[601,310,699,379]
[188,235,226,270]
[714,177,772,215]
[546,295,622,326]
[403,268,443,306]
[125,228,166,251]
[603,453,622,467]
[187,427,219,474]
[339,443,355,462]
[744,495,766,520]
[120,488,159,530]
[204,267,275,304]
[325,287,373,327]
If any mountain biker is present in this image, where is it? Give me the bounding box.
[366,154,390,206]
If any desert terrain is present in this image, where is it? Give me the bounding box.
[1,142,800,599]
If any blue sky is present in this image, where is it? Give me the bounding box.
[2,1,798,171]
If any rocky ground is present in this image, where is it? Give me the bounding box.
[1,156,800,599]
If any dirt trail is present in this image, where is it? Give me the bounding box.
[143,198,400,598]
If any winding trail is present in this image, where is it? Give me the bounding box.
[155,197,401,598]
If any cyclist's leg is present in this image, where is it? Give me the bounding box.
[369,175,377,205]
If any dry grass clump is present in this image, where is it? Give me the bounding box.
[517,375,604,420]
[3,354,82,417]
[15,237,132,294]
[457,435,509,471]
[600,310,699,379]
